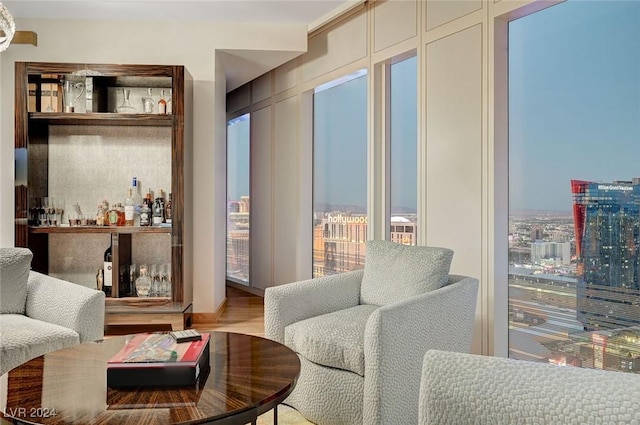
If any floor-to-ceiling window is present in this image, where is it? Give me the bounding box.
[508,0,640,371]
[226,113,250,284]
[313,70,368,277]
[389,55,417,245]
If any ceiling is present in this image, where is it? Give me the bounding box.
[3,0,353,90]
[3,1,349,27]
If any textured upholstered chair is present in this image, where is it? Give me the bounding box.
[0,247,105,375]
[419,349,640,424]
[265,240,479,425]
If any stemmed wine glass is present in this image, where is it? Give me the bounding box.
[129,264,137,296]
[54,199,64,227]
[39,197,55,226]
[35,197,47,226]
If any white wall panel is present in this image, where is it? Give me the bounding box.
[250,106,274,290]
[227,84,250,113]
[252,72,272,104]
[373,0,418,52]
[275,58,298,95]
[272,96,299,285]
[301,11,367,83]
[426,0,483,31]
[425,25,483,351]
[425,24,482,274]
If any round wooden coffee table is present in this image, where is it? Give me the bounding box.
[0,332,300,424]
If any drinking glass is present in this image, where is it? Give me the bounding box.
[150,264,160,297]
[159,263,171,297]
[165,264,172,298]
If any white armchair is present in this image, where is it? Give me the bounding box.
[419,349,640,424]
[0,247,105,375]
[265,241,479,425]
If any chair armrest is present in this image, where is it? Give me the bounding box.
[264,269,363,344]
[363,276,479,425]
[26,272,105,342]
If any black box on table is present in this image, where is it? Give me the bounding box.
[107,332,210,388]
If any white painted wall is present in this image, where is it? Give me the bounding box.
[0,18,307,315]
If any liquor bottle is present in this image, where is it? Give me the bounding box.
[107,205,119,226]
[152,189,164,226]
[103,242,113,296]
[140,200,151,227]
[142,88,154,114]
[96,203,105,226]
[131,177,143,210]
[116,203,126,226]
[96,269,103,291]
[158,89,167,114]
[145,188,153,207]
[165,193,173,224]
[124,189,135,226]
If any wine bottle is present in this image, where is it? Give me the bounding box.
[103,242,113,296]
[152,189,164,226]
[165,192,172,224]
[124,188,135,226]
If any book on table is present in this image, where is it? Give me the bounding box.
[107,332,211,388]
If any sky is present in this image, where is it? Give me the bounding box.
[313,57,418,212]
[509,0,640,212]
[227,114,250,201]
[313,73,368,209]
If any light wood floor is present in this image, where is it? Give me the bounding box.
[194,285,265,337]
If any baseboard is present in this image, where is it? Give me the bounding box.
[192,297,228,326]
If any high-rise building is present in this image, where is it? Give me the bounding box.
[531,226,543,242]
[571,179,640,331]
[530,241,571,265]
[227,197,250,282]
[313,212,368,277]
[390,216,417,246]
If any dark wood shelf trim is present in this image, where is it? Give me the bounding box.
[24,62,175,77]
[30,225,172,234]
[105,299,192,313]
[29,112,172,126]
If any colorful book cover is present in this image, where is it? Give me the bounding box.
[109,332,210,366]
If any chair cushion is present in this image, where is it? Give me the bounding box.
[360,240,453,306]
[0,247,33,314]
[0,314,80,375]
[285,304,379,376]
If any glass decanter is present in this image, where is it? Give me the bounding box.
[115,88,136,113]
[134,265,152,297]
